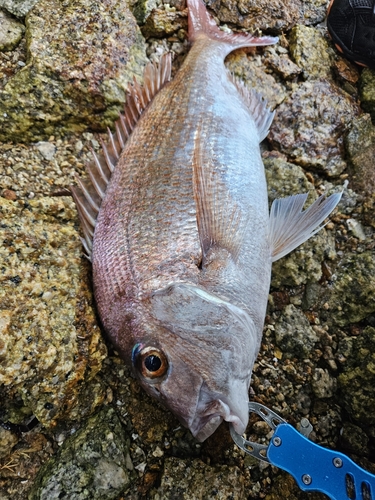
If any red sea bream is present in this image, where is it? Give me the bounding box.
[71,0,341,441]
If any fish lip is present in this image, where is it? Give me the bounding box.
[190,399,247,442]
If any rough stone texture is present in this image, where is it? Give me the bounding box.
[0,0,148,142]
[133,0,158,25]
[29,407,134,500]
[226,49,288,108]
[274,305,318,358]
[311,368,337,398]
[345,113,375,227]
[0,428,18,459]
[359,68,375,120]
[205,0,300,32]
[0,9,25,52]
[0,197,107,427]
[338,327,375,430]
[155,457,246,499]
[264,155,337,287]
[325,252,375,327]
[289,24,334,80]
[268,80,360,177]
[0,0,39,17]
[141,7,188,38]
[340,422,369,456]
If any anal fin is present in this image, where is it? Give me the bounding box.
[270,191,342,262]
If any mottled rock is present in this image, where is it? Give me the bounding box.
[133,0,158,25]
[0,9,25,51]
[289,24,334,80]
[29,407,134,500]
[326,252,375,327]
[206,0,300,32]
[345,113,375,227]
[311,368,336,398]
[0,0,39,17]
[264,155,336,287]
[0,427,18,458]
[226,50,287,108]
[35,141,56,160]
[154,457,245,499]
[338,327,375,429]
[340,422,369,456]
[274,305,318,358]
[268,80,360,177]
[0,0,148,142]
[0,197,107,427]
[264,49,302,80]
[359,68,375,120]
[142,7,188,38]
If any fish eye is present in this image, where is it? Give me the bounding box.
[135,346,168,380]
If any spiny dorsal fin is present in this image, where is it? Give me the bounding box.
[229,73,275,142]
[192,126,248,263]
[70,53,172,260]
[270,191,342,262]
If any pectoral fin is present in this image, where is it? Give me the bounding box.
[270,192,342,262]
[192,129,248,262]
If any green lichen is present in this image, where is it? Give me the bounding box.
[326,252,375,327]
[29,407,134,500]
[359,68,375,120]
[345,114,375,227]
[289,24,334,80]
[338,327,375,429]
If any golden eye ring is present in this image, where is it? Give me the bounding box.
[135,346,169,380]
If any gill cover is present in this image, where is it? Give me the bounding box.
[149,282,256,348]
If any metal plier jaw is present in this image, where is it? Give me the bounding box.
[230,402,375,500]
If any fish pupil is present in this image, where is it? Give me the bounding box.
[145,355,162,372]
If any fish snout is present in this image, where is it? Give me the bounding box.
[192,397,249,442]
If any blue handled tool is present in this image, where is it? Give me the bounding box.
[230,402,375,500]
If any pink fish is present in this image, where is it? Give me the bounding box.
[71,0,341,441]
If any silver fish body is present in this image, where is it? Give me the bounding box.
[72,0,341,441]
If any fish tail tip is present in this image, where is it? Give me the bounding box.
[187,0,278,48]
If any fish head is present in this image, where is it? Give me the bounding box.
[131,283,259,441]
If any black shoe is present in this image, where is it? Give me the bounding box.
[327,0,375,69]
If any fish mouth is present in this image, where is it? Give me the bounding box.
[190,399,248,442]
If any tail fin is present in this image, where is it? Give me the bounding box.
[187,0,278,48]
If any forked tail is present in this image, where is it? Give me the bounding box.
[187,0,278,48]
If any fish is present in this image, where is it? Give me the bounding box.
[71,0,342,441]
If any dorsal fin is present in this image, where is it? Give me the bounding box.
[70,53,172,260]
[229,74,275,142]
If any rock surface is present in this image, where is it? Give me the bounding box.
[1,0,375,498]
[268,80,360,177]
[0,0,148,142]
[0,0,39,17]
[29,407,134,500]
[0,9,25,51]
[0,197,107,427]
